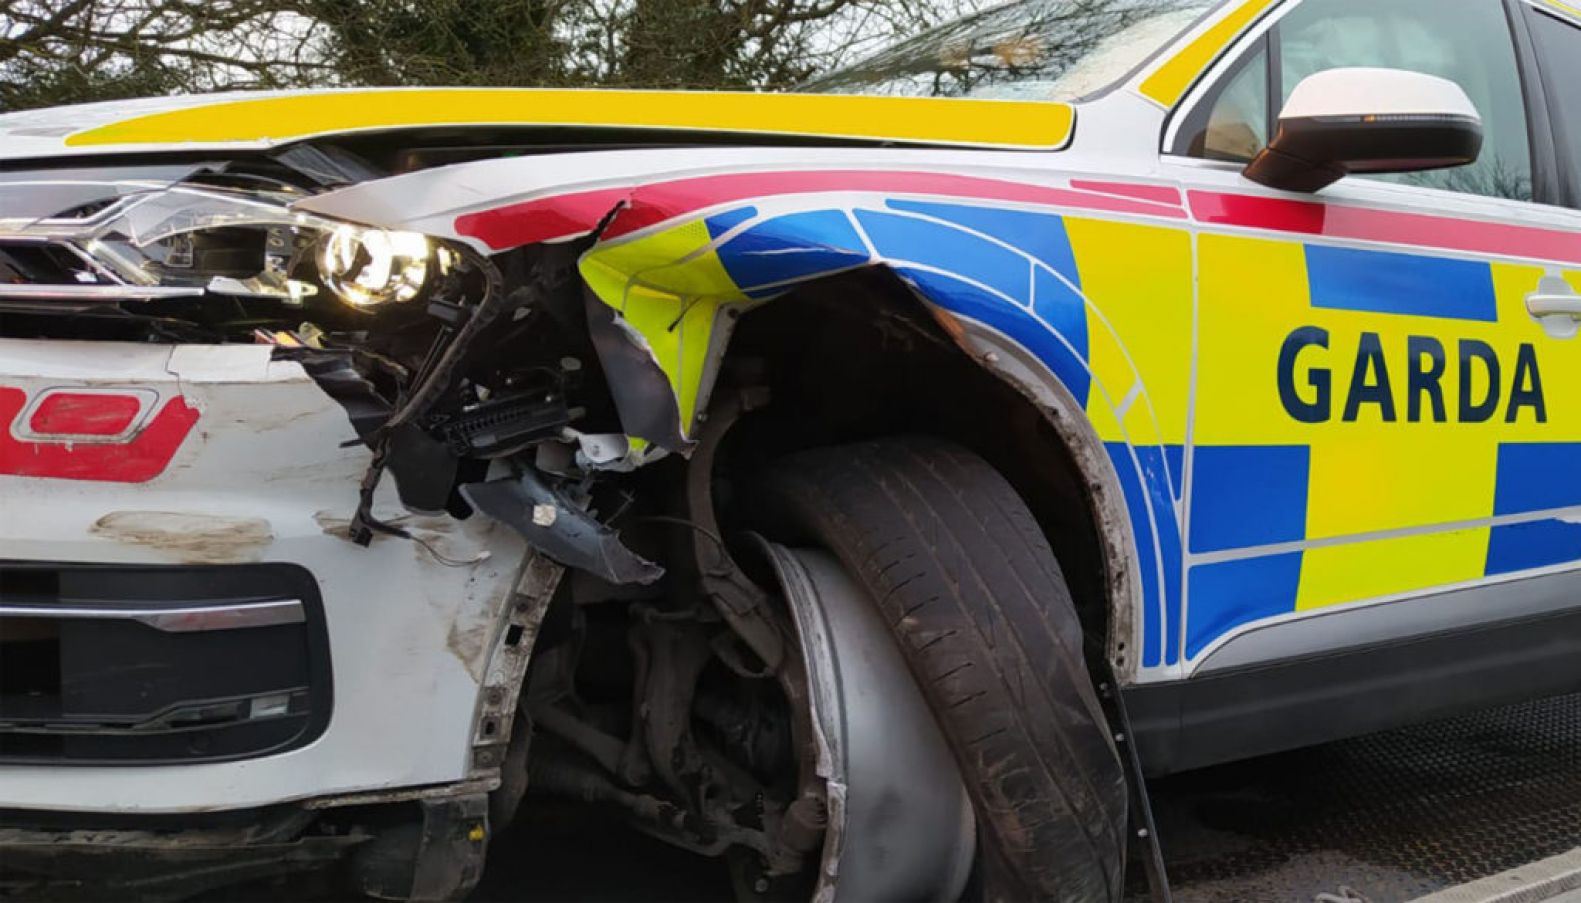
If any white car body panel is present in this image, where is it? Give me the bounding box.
[0,339,526,812]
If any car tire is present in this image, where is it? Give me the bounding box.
[760,436,1128,902]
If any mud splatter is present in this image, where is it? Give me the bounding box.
[91,511,273,563]
[447,617,493,680]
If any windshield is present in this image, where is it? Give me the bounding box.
[802,0,1222,102]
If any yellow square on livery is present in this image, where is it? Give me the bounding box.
[1194,234,1313,447]
[1068,219,1193,448]
[1296,528,1491,611]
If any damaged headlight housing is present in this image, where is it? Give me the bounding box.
[0,169,437,311]
[317,225,432,308]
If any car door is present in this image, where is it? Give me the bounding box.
[1158,0,1581,673]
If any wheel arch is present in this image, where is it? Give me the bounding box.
[569,181,1190,681]
[940,304,1147,680]
[709,269,1148,682]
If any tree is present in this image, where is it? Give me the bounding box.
[0,0,972,112]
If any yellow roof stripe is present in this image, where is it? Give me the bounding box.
[1138,0,1279,108]
[65,88,1075,152]
[1539,0,1581,20]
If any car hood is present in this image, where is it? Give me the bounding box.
[0,87,1076,162]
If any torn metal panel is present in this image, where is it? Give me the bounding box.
[583,288,692,454]
[468,551,564,795]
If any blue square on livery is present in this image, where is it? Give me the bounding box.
[1190,445,1310,554]
[1487,520,1581,576]
[1492,443,1581,516]
[1186,553,1304,660]
[1305,245,1497,322]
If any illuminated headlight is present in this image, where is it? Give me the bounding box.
[318,226,432,309]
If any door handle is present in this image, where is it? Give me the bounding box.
[1527,275,1581,339]
[1528,294,1581,317]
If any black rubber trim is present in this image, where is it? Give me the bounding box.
[1517,0,1581,208]
[1167,32,1271,160]
[1125,605,1581,777]
[1506,0,1564,207]
[0,560,333,766]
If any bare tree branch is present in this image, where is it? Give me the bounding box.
[0,0,974,111]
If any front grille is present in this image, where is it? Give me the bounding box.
[0,561,331,765]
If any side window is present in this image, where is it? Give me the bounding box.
[1197,43,1270,162]
[1528,9,1581,205]
[1178,0,1533,201]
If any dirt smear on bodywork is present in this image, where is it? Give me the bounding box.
[90,511,273,563]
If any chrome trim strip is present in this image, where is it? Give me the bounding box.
[1192,568,1581,674]
[0,284,204,301]
[0,599,304,632]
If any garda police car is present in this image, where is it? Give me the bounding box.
[3,0,1580,900]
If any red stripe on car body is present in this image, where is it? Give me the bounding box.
[600,170,1190,239]
[456,186,632,251]
[1069,179,1184,207]
[28,392,141,437]
[1,387,198,483]
[1189,191,1581,265]
[456,171,1189,250]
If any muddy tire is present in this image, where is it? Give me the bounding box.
[761,437,1127,902]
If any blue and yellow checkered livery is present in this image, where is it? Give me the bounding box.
[580,186,1581,678]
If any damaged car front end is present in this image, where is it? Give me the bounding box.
[0,101,1025,900]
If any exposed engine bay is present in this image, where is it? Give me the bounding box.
[1,152,622,543]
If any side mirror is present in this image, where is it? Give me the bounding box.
[1244,68,1483,193]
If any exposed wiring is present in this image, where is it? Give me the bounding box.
[410,533,490,568]
[636,514,731,569]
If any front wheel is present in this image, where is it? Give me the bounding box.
[760,437,1128,902]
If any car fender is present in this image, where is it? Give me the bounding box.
[302,152,1192,680]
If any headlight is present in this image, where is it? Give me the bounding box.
[0,172,438,311]
[318,226,431,309]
